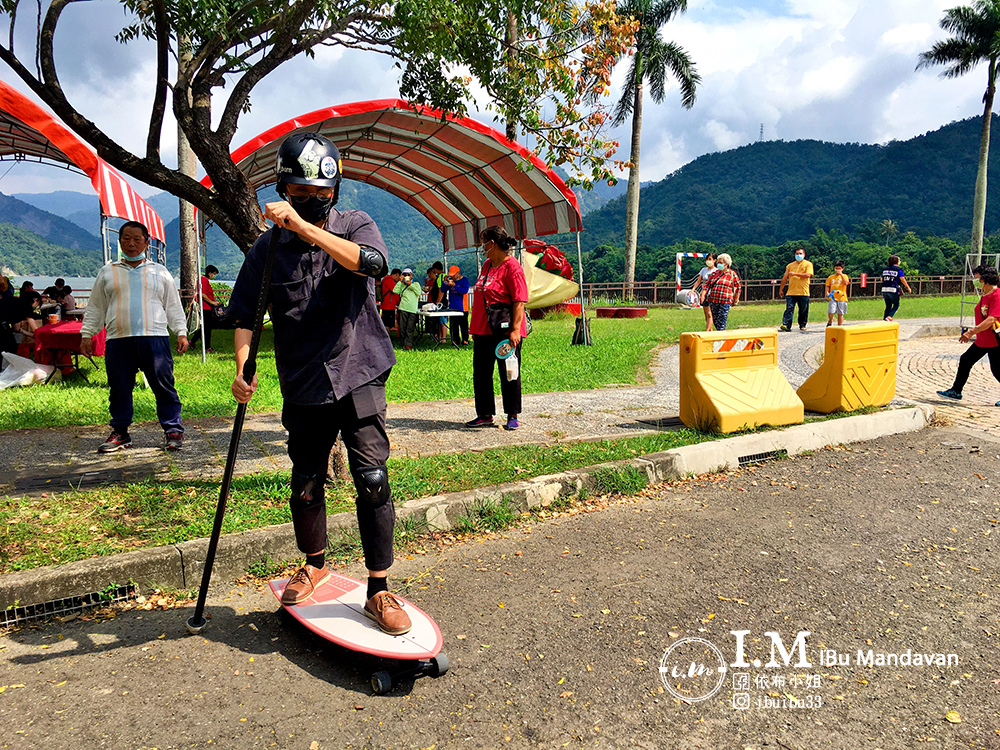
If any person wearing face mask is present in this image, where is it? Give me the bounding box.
[467,225,528,430]
[81,221,189,453]
[689,253,718,331]
[880,254,911,321]
[227,132,410,635]
[699,253,741,331]
[937,265,1000,405]
[778,248,814,332]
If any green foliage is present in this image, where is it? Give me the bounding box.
[246,555,282,578]
[590,465,648,495]
[455,495,520,534]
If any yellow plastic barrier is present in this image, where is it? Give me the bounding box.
[679,328,804,433]
[796,322,899,413]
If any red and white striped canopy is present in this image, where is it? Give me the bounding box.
[0,80,166,243]
[205,99,582,251]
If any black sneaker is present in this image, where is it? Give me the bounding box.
[98,432,132,453]
[164,431,184,451]
[465,415,494,428]
[936,389,962,401]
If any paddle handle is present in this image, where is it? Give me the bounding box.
[187,226,281,632]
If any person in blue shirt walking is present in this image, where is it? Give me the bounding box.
[880,255,911,321]
[443,264,470,345]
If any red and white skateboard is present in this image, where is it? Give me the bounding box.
[269,572,447,694]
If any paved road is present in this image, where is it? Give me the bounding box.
[1,426,997,749]
[4,316,995,497]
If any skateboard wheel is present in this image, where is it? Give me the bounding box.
[431,652,449,677]
[372,671,392,695]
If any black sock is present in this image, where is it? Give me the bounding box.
[305,552,325,570]
[367,576,388,600]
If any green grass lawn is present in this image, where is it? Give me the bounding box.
[1,295,962,431]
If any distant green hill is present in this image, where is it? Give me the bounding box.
[0,221,102,276]
[577,115,1000,253]
[0,192,102,251]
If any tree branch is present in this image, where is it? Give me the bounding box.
[214,2,321,141]
[146,0,170,161]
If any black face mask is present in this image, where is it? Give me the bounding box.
[289,193,334,224]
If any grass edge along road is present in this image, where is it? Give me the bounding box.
[0,295,961,431]
[0,430,710,573]
[0,406,888,575]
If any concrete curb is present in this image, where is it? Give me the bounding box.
[0,405,935,610]
[910,324,962,339]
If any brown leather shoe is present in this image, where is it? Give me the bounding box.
[280,564,331,605]
[364,591,412,635]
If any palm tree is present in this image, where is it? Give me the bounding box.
[613,0,700,292]
[880,219,898,246]
[918,0,1000,263]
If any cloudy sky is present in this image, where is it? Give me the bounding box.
[0,0,988,199]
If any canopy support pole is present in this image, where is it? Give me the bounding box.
[572,232,592,346]
[100,210,111,266]
[198,212,207,364]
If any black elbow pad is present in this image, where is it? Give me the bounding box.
[357,246,386,279]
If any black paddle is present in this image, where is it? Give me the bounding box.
[186,224,281,634]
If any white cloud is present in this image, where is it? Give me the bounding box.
[703,119,742,151]
[881,22,938,48]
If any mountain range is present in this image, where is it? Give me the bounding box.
[575,115,1000,254]
[1,114,996,279]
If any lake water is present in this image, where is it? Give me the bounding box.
[10,275,232,301]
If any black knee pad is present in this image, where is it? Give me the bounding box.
[289,470,325,510]
[352,465,391,509]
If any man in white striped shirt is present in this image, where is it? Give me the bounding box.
[81,221,189,453]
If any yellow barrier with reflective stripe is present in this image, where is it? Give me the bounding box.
[797,322,899,413]
[679,328,804,433]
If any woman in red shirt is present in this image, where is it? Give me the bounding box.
[937,265,1000,404]
[467,226,528,431]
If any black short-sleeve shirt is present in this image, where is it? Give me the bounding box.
[228,209,396,405]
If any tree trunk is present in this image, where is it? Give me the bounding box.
[971,59,997,265]
[178,130,199,312]
[177,35,200,314]
[506,12,518,143]
[329,437,350,482]
[623,81,644,296]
